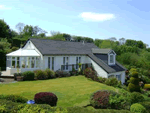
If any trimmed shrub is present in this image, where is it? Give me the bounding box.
[22,71,35,81]
[0,94,28,103]
[127,71,141,92]
[14,73,22,80]
[127,83,141,92]
[55,70,70,77]
[129,92,144,104]
[90,90,116,109]
[139,101,150,112]
[98,77,107,83]
[130,103,146,113]
[83,67,100,82]
[34,92,58,106]
[34,70,48,80]
[44,68,56,79]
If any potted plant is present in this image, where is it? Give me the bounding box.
[22,64,25,68]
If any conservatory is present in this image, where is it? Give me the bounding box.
[6,48,41,75]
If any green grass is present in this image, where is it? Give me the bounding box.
[0,75,117,107]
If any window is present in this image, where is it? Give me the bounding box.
[63,57,69,70]
[6,56,11,67]
[12,57,15,68]
[21,57,26,68]
[76,57,78,69]
[76,56,81,69]
[36,57,40,68]
[31,57,35,68]
[26,57,30,68]
[52,57,54,70]
[116,74,121,81]
[110,55,114,63]
[48,57,51,69]
[17,57,20,68]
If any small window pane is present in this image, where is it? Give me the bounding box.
[21,57,26,68]
[26,57,30,68]
[36,57,40,68]
[17,61,20,68]
[48,57,50,69]
[31,57,35,68]
[17,57,20,60]
[52,57,54,70]
[110,55,114,63]
[12,61,15,68]
[116,75,121,81]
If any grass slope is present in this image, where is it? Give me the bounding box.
[0,75,117,107]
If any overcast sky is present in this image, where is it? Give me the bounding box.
[1,0,150,46]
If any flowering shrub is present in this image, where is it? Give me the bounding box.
[83,67,99,82]
[90,90,115,109]
[34,92,58,106]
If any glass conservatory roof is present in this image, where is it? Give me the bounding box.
[6,48,40,56]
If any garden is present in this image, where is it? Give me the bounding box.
[0,65,150,113]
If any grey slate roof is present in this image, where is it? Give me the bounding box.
[29,38,99,55]
[26,38,126,73]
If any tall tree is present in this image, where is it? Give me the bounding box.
[22,25,33,36]
[50,31,60,36]
[0,19,12,39]
[109,37,117,42]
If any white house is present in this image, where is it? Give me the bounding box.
[5,38,126,84]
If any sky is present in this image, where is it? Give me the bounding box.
[0,0,150,46]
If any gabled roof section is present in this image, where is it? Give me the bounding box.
[88,53,126,73]
[92,48,112,54]
[28,38,99,55]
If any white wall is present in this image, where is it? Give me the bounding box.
[43,55,90,71]
[108,71,125,84]
[87,56,108,78]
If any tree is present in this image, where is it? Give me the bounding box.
[15,22,25,35]
[22,25,33,37]
[109,37,117,42]
[10,29,18,37]
[0,19,12,39]
[50,31,60,36]
[119,37,126,45]
[94,39,103,47]
[62,33,71,41]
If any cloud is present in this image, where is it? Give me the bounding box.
[79,12,115,22]
[0,5,11,10]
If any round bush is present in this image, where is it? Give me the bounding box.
[129,92,144,104]
[127,83,141,92]
[55,70,71,77]
[22,71,35,81]
[45,69,56,79]
[34,92,58,106]
[35,70,48,80]
[130,103,146,113]
[129,77,140,85]
[90,90,114,109]
[98,77,107,83]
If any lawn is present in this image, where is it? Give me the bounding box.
[0,75,117,107]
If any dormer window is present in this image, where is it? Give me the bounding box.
[110,55,114,63]
[108,50,116,65]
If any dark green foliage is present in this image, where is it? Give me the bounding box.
[14,73,22,80]
[139,101,150,113]
[34,70,48,80]
[90,90,115,109]
[55,70,70,77]
[129,77,140,84]
[0,94,28,103]
[128,83,141,92]
[34,92,58,106]
[131,72,139,78]
[83,67,100,82]
[130,103,146,113]
[129,92,144,104]
[44,68,56,79]
[22,71,35,81]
